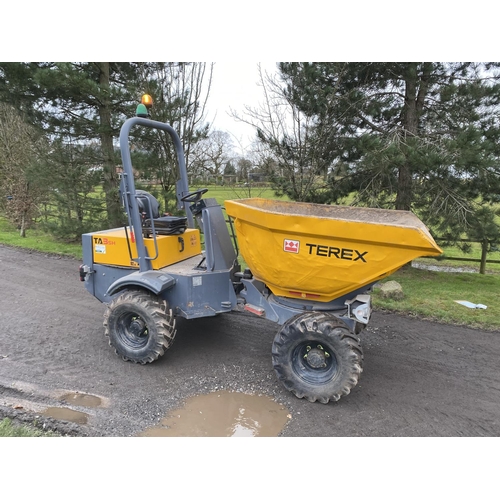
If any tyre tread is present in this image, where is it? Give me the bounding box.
[272,312,363,404]
[103,289,176,364]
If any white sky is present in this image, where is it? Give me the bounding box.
[207,62,278,151]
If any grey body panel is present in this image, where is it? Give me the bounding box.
[239,278,373,332]
[82,253,237,320]
[107,271,176,296]
[195,199,237,272]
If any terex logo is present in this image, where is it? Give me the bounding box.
[306,243,368,262]
[284,239,300,253]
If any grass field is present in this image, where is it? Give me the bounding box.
[373,266,500,331]
[193,184,287,205]
[0,218,82,259]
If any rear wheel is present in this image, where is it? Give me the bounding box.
[272,312,363,403]
[103,289,176,364]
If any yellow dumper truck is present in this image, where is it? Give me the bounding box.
[80,99,442,404]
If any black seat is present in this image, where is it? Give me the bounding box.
[136,190,160,219]
[136,190,187,236]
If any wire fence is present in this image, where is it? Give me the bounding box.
[422,238,500,274]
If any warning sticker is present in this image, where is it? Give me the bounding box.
[95,244,106,254]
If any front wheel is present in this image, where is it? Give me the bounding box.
[272,312,363,404]
[103,289,176,364]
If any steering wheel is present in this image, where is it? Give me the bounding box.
[180,188,208,203]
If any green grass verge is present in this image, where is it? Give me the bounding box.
[0,418,58,437]
[0,218,82,260]
[373,266,500,331]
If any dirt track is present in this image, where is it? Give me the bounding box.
[0,244,499,437]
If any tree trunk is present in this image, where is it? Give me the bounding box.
[97,62,122,228]
[19,212,26,237]
[395,162,412,211]
[396,65,418,212]
[396,63,432,212]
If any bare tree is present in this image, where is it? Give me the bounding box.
[133,63,213,210]
[231,64,336,202]
[0,104,46,236]
[189,129,235,184]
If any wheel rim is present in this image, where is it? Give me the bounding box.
[116,312,149,349]
[291,341,338,384]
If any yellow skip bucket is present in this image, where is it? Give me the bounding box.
[225,198,442,303]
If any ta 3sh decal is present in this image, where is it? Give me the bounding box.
[93,237,116,245]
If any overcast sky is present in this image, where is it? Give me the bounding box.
[207,62,278,150]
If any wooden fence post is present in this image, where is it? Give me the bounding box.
[480,239,488,275]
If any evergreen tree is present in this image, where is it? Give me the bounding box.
[0,62,138,228]
[271,63,500,241]
[223,160,236,184]
[35,140,107,241]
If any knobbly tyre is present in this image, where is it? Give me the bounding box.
[79,95,442,404]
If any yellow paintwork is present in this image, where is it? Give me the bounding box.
[91,227,201,270]
[225,198,443,303]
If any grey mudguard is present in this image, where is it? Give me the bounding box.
[107,270,175,297]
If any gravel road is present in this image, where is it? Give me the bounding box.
[0,244,499,437]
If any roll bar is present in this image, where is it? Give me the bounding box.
[119,117,193,271]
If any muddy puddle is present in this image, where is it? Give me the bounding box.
[40,392,103,425]
[42,407,89,425]
[59,392,102,408]
[138,390,290,437]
